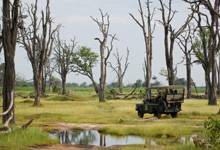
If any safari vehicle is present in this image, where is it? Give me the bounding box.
[136,86,185,118]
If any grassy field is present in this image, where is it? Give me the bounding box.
[0,88,219,150]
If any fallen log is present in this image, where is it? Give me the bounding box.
[22,119,34,129]
[124,85,138,99]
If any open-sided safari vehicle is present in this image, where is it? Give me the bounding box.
[136,86,185,118]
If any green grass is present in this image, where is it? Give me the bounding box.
[121,144,201,150]
[0,128,56,150]
[45,94,89,101]
[0,88,219,150]
[99,123,201,137]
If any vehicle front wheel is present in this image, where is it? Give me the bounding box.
[171,112,178,118]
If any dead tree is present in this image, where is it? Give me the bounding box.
[20,0,57,106]
[184,0,220,105]
[130,0,155,89]
[54,32,76,95]
[1,0,20,124]
[0,26,2,53]
[217,54,220,95]
[91,10,116,102]
[109,48,129,93]
[177,25,194,98]
[159,0,193,85]
[71,46,99,94]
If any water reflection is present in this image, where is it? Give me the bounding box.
[49,130,145,147]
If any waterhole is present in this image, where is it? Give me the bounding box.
[49,130,146,147]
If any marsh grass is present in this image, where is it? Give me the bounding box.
[121,144,200,150]
[99,123,201,138]
[0,128,57,150]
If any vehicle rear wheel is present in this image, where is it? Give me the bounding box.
[138,112,144,118]
[171,112,177,118]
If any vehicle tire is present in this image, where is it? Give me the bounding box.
[138,112,144,118]
[171,112,178,118]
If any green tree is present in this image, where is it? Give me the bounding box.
[72,46,99,93]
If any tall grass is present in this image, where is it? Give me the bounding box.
[0,128,57,150]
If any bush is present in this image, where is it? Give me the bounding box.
[105,89,119,99]
[109,89,117,96]
[204,118,220,146]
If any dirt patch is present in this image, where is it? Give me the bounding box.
[29,144,120,150]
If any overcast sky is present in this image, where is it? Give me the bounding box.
[12,0,205,86]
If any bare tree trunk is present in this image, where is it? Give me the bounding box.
[33,72,42,106]
[89,75,99,94]
[159,0,192,85]
[61,75,66,95]
[205,70,212,103]
[49,75,52,92]
[205,78,208,96]
[177,25,193,98]
[217,56,220,95]
[166,53,175,85]
[2,54,16,124]
[163,11,175,85]
[146,0,153,88]
[186,56,192,98]
[42,69,47,95]
[210,51,217,105]
[130,0,154,89]
[91,10,116,102]
[118,77,123,93]
[99,53,106,102]
[2,0,20,124]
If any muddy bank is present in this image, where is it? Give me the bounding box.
[41,123,105,132]
[29,144,120,150]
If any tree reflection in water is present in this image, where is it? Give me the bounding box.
[59,130,96,145]
[50,130,145,146]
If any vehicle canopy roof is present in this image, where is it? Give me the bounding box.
[147,85,184,89]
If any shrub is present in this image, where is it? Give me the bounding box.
[109,89,117,96]
[204,118,220,146]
